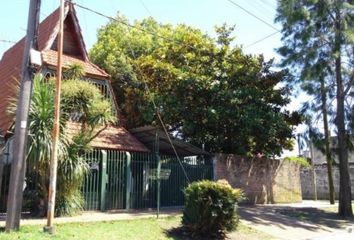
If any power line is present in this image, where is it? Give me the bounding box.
[72,1,281,53]
[0,40,16,44]
[138,0,153,16]
[70,1,198,51]
[68,1,191,183]
[225,0,279,31]
[123,30,192,184]
[245,0,275,20]
[244,30,280,48]
[259,0,277,9]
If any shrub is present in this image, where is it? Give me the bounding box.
[284,156,311,168]
[182,179,244,238]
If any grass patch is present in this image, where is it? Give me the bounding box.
[0,216,271,240]
[228,224,275,240]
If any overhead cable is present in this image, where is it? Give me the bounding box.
[225,0,279,31]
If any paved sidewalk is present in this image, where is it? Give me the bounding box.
[1,201,353,240]
[0,209,181,227]
[265,200,352,209]
[238,202,354,240]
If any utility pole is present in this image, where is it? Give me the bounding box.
[44,0,64,234]
[5,0,41,232]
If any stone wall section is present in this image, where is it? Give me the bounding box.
[214,154,302,204]
[301,164,354,200]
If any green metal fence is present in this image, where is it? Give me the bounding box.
[81,149,213,211]
[0,164,10,212]
[106,150,126,210]
[160,155,213,207]
[0,148,213,213]
[82,150,102,210]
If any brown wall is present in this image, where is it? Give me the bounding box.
[214,154,302,204]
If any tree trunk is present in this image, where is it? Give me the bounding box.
[309,142,317,201]
[320,79,335,204]
[334,14,353,218]
[336,65,352,217]
[335,7,352,218]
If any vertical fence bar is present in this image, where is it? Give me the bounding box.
[100,150,107,211]
[157,155,161,218]
[118,151,121,208]
[125,152,131,210]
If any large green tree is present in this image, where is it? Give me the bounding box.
[276,0,354,217]
[90,17,299,156]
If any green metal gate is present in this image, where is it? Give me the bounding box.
[82,149,213,211]
[82,150,128,211]
[105,150,126,210]
[159,155,214,207]
[82,150,102,210]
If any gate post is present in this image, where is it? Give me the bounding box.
[154,131,161,218]
[100,150,108,211]
[156,154,161,218]
[125,152,132,210]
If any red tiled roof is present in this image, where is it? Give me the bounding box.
[0,4,147,152]
[0,4,109,133]
[42,50,109,78]
[37,7,61,51]
[66,122,150,152]
[0,40,24,133]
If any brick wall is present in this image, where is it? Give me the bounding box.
[214,154,302,204]
[301,164,354,200]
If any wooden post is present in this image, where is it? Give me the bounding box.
[44,0,64,234]
[5,0,41,232]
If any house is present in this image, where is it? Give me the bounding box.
[0,3,148,154]
[0,3,212,212]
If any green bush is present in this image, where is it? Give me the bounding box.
[284,156,311,168]
[182,180,244,238]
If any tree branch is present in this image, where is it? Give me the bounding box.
[86,123,108,144]
[344,69,354,97]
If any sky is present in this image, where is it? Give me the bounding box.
[0,0,282,60]
[0,0,303,156]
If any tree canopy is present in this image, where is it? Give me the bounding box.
[276,0,354,217]
[90,17,300,156]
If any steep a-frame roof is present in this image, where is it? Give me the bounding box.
[0,3,109,133]
[0,3,149,152]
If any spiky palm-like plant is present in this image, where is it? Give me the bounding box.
[8,72,115,216]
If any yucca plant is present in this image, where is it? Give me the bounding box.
[7,70,115,216]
